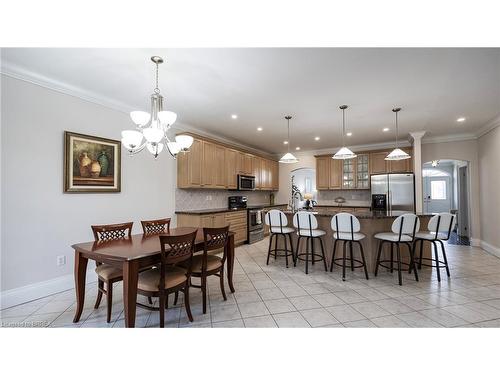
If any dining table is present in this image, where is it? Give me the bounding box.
[71,227,235,327]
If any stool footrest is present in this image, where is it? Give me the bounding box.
[296,253,325,262]
[268,248,294,257]
[377,259,414,272]
[332,258,366,269]
[415,257,448,268]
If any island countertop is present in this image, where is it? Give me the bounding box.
[282,208,432,219]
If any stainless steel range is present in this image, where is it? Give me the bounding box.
[247,208,264,244]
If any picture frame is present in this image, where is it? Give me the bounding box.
[64,131,121,193]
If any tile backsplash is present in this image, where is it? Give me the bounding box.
[176,189,272,211]
[316,190,371,206]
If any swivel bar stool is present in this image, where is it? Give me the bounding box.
[374,213,420,285]
[413,212,455,282]
[330,213,369,281]
[293,211,327,274]
[265,209,295,267]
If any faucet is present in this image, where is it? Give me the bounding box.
[290,176,303,213]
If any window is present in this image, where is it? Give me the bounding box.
[431,180,447,200]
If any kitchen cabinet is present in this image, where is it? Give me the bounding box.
[329,159,343,189]
[388,149,413,172]
[316,156,343,190]
[176,210,247,245]
[356,154,370,189]
[225,148,238,189]
[177,138,203,188]
[369,151,388,174]
[342,158,355,189]
[177,133,279,191]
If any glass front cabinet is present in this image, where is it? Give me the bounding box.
[356,154,369,189]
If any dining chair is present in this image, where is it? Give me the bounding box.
[188,226,230,314]
[136,230,197,327]
[374,213,420,285]
[91,222,133,323]
[413,212,455,281]
[141,217,171,234]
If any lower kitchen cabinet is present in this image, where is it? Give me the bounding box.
[176,211,248,245]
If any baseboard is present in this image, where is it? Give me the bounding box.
[480,240,500,259]
[0,265,95,310]
[470,237,481,247]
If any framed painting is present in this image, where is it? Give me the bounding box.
[64,131,121,193]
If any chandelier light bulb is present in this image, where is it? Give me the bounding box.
[143,128,164,143]
[158,111,177,127]
[121,130,144,150]
[175,135,194,151]
[130,111,151,127]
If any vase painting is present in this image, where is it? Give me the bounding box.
[64,132,121,193]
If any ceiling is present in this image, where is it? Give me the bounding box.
[2,48,499,154]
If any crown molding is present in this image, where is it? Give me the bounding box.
[1,62,274,157]
[421,132,478,145]
[475,113,500,138]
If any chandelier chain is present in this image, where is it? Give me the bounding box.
[154,61,160,94]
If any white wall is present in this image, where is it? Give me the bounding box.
[1,76,177,294]
[478,126,500,253]
[421,139,480,243]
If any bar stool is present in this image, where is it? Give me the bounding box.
[292,211,327,274]
[413,212,455,282]
[374,213,420,285]
[265,209,295,268]
[330,213,369,281]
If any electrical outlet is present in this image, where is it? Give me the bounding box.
[56,255,66,267]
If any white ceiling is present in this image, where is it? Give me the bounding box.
[2,48,499,154]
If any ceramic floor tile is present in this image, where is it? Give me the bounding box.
[299,308,339,327]
[210,304,242,323]
[289,295,322,310]
[273,312,310,328]
[442,305,490,324]
[212,319,245,328]
[238,301,270,318]
[334,290,368,304]
[233,290,262,304]
[418,308,468,327]
[395,311,443,328]
[312,293,346,307]
[343,319,377,328]
[243,315,277,328]
[373,299,414,315]
[371,315,411,327]
[264,299,297,314]
[326,305,366,323]
[350,301,391,319]
[257,288,286,301]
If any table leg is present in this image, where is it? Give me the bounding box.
[123,260,139,328]
[73,251,88,323]
[227,234,235,293]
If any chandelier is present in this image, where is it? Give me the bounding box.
[121,56,193,159]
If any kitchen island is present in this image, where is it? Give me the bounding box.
[278,208,432,274]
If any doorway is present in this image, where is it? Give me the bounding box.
[422,159,470,245]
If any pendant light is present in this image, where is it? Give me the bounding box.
[332,105,357,160]
[279,115,299,164]
[385,107,411,160]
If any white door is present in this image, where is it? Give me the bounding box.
[423,176,452,213]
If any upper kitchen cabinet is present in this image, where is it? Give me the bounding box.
[177,138,203,188]
[316,156,342,190]
[369,147,413,174]
[225,148,238,189]
[177,133,279,190]
[369,150,388,174]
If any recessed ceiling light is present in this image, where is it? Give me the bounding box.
[346,132,352,136]
[283,140,289,145]
[383,127,390,132]
[295,147,301,151]
[231,114,238,119]
[456,117,466,122]
[257,127,263,131]
[314,136,320,141]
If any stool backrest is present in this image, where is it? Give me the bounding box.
[331,213,361,241]
[265,209,288,233]
[427,213,455,240]
[391,213,420,241]
[293,211,318,237]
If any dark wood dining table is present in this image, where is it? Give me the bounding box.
[71,227,235,328]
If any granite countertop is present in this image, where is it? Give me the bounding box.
[315,203,371,208]
[175,203,288,215]
[282,208,432,219]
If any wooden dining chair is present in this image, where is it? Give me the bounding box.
[91,222,133,323]
[141,218,171,234]
[136,230,197,327]
[189,226,230,314]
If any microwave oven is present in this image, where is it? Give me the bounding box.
[237,175,255,191]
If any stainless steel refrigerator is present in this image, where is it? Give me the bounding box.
[370,173,415,212]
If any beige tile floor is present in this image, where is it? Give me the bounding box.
[3,238,500,328]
